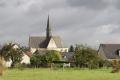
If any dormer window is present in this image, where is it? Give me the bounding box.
[117,49,120,56]
[119,50,120,56]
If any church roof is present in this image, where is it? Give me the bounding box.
[29,36,63,48]
[29,16,65,49]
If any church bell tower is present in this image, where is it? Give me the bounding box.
[46,15,52,39]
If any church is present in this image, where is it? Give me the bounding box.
[29,16,68,54]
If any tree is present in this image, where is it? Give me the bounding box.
[69,45,74,52]
[0,43,23,68]
[30,50,61,67]
[45,50,61,63]
[30,54,42,68]
[20,46,29,52]
[74,44,99,69]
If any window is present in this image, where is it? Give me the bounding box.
[119,50,120,56]
[117,49,120,56]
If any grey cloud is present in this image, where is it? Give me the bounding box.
[115,0,120,9]
[0,0,120,47]
[66,0,108,10]
[0,1,6,7]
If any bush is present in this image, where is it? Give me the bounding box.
[30,50,61,68]
[111,60,120,73]
[30,54,43,68]
[0,57,4,76]
[98,60,112,68]
[15,63,29,70]
[45,50,61,63]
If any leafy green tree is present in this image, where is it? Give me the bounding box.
[20,46,29,52]
[30,50,61,67]
[74,44,99,69]
[30,54,42,68]
[0,43,23,68]
[44,50,61,63]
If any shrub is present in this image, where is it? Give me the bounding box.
[45,50,61,63]
[0,57,4,76]
[30,50,61,68]
[111,60,120,73]
[30,54,43,68]
[15,63,29,70]
[98,60,112,68]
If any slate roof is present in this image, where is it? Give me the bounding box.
[34,50,47,55]
[29,36,63,48]
[99,44,120,59]
[61,52,75,62]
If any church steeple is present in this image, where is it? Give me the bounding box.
[46,15,52,39]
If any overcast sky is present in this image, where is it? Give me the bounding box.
[0,0,120,48]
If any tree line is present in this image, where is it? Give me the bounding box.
[0,43,112,69]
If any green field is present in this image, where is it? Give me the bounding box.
[0,68,120,80]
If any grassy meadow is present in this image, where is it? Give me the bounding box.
[0,68,120,80]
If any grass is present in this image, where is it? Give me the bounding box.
[0,68,120,80]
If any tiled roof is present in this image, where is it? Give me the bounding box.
[29,36,63,48]
[61,52,74,61]
[99,44,120,59]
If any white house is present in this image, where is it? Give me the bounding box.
[4,43,30,67]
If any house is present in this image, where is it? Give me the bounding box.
[29,16,68,53]
[98,44,120,61]
[20,51,32,64]
[4,43,31,67]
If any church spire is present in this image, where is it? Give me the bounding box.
[46,15,52,39]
